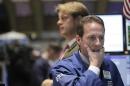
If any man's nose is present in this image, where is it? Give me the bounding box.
[57,19,62,26]
[95,38,101,47]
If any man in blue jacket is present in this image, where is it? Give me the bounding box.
[51,15,124,86]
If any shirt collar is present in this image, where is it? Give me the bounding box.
[67,38,76,47]
[79,51,89,65]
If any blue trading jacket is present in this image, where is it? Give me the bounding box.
[51,51,124,86]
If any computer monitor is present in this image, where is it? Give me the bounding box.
[125,19,130,51]
[105,55,130,86]
[97,15,124,53]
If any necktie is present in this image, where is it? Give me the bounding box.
[63,45,70,52]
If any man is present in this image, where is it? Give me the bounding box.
[31,49,50,86]
[31,44,61,86]
[43,44,62,66]
[51,15,124,86]
[43,2,89,85]
[55,1,89,59]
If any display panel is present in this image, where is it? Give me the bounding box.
[105,55,130,86]
[97,15,124,53]
[126,19,130,50]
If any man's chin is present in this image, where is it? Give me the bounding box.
[60,33,67,38]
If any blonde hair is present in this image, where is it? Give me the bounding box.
[55,1,89,17]
[41,79,53,86]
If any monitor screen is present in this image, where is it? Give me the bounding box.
[125,19,130,50]
[97,15,124,53]
[105,55,130,86]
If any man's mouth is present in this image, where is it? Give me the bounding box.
[91,47,104,52]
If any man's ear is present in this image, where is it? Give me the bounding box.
[76,35,81,45]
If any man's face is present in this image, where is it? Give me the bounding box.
[57,11,77,38]
[77,22,104,56]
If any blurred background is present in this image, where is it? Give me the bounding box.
[0,0,123,49]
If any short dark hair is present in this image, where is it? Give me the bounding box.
[47,44,62,53]
[77,15,105,37]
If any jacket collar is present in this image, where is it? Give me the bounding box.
[71,51,89,70]
[71,51,109,70]
[68,38,76,47]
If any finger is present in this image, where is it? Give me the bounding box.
[100,47,104,52]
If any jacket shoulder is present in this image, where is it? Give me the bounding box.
[53,55,74,68]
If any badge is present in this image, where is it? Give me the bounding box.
[56,73,64,82]
[103,70,111,79]
[107,80,113,86]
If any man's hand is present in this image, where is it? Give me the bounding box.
[87,47,104,68]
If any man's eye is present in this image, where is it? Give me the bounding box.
[62,16,68,21]
[99,36,104,41]
[89,36,96,41]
